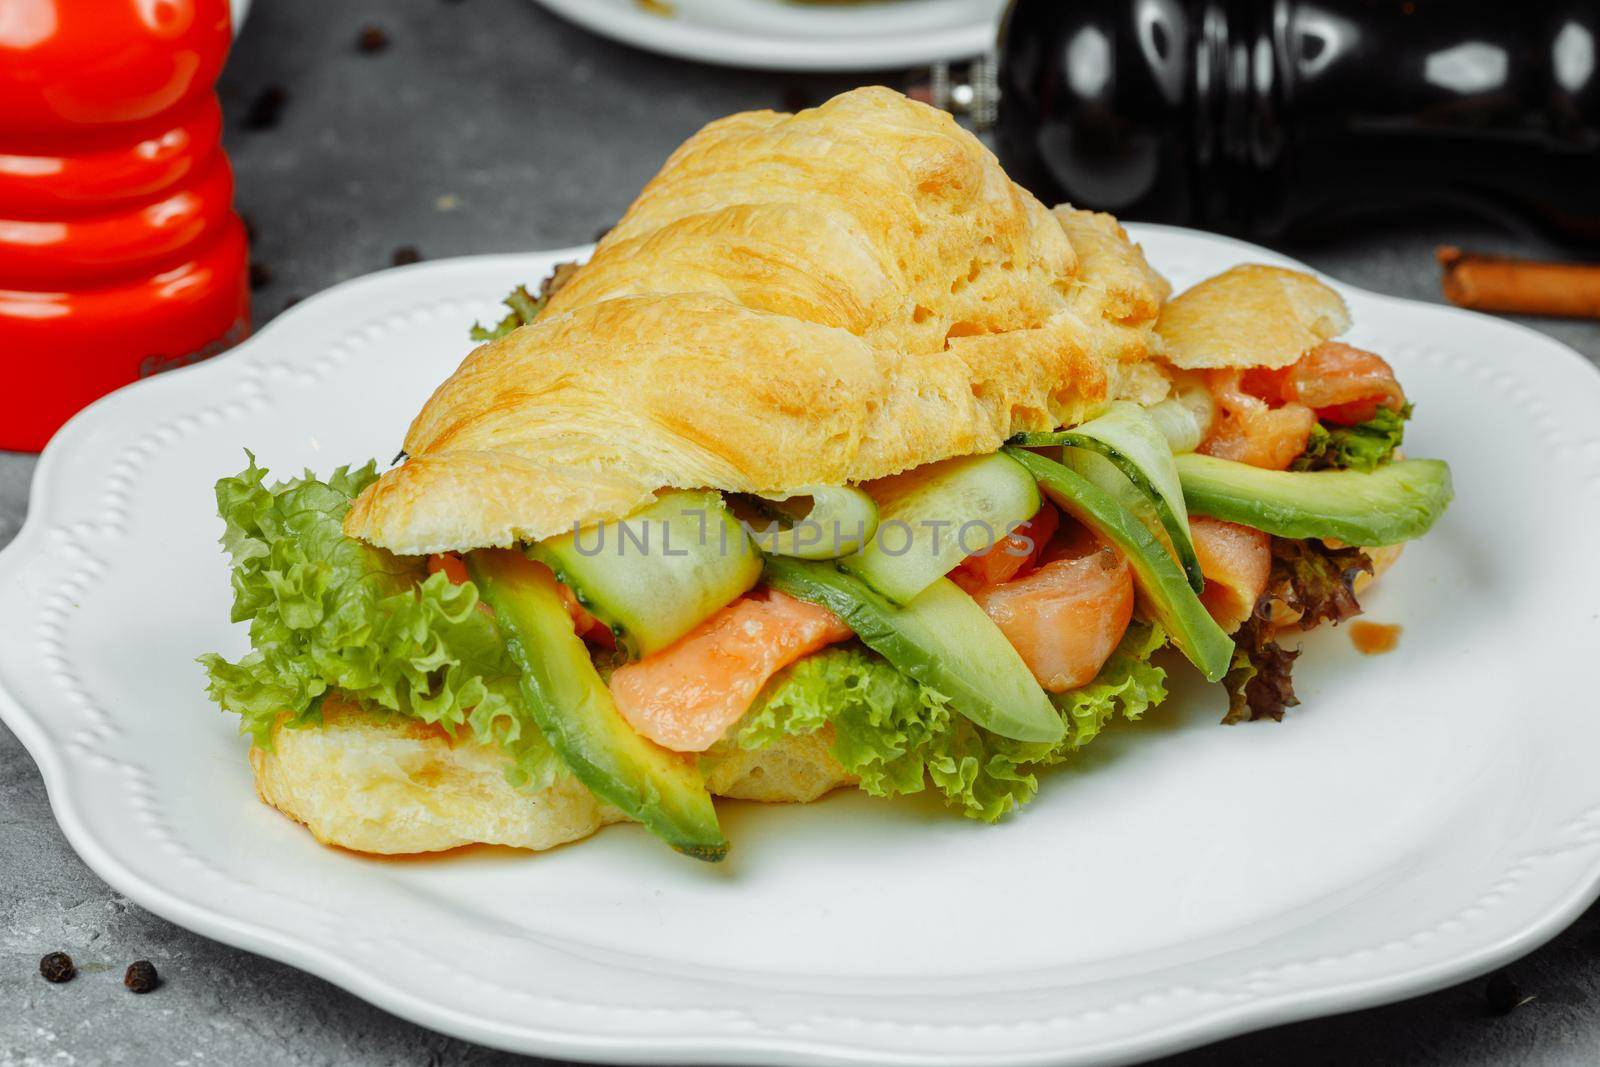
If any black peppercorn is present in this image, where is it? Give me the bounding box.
[124,960,160,993]
[357,26,390,53]
[39,952,75,983]
[1486,971,1525,1015]
[391,246,423,266]
[242,84,288,130]
[249,262,274,290]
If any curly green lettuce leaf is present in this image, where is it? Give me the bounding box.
[1046,621,1169,751]
[1292,403,1411,473]
[468,261,580,342]
[469,284,547,343]
[736,645,961,801]
[734,623,1169,822]
[198,455,560,791]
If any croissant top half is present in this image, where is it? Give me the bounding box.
[344,87,1171,555]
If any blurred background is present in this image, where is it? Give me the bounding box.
[3,1,1599,1064]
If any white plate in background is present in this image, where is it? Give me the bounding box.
[530,0,1004,71]
[3,225,1600,1065]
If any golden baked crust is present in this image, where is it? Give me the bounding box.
[702,728,852,804]
[252,706,852,854]
[1156,264,1350,370]
[250,707,624,854]
[344,87,1168,555]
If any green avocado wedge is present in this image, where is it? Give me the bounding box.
[1003,447,1235,683]
[464,549,728,862]
[1012,401,1205,593]
[1174,453,1453,546]
[763,556,1064,745]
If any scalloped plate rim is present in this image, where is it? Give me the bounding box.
[2,224,1599,1065]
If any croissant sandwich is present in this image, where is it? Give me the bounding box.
[202,88,1452,860]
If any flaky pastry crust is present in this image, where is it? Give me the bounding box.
[1156,264,1351,370]
[344,87,1168,555]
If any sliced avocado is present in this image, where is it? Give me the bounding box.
[1003,447,1235,683]
[1014,400,1205,593]
[764,556,1064,745]
[1174,454,1453,546]
[465,549,728,862]
[528,489,761,660]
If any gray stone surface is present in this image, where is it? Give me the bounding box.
[3,1,1599,1064]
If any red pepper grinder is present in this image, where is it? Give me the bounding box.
[0,0,251,451]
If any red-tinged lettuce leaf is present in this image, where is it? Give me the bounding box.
[1222,615,1300,723]
[1222,537,1375,723]
[1273,538,1374,631]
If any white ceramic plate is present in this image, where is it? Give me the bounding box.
[3,226,1600,1066]
[530,0,1004,71]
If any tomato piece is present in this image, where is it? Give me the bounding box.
[1189,516,1272,634]
[607,590,853,753]
[427,552,470,585]
[552,580,610,643]
[971,529,1134,692]
[950,501,1059,594]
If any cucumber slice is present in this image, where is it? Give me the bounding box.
[1175,453,1453,545]
[1003,447,1234,683]
[840,452,1041,605]
[745,485,878,560]
[528,489,761,659]
[1014,401,1204,592]
[464,549,727,862]
[764,557,1063,744]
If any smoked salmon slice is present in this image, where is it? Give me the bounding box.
[1198,341,1407,467]
[1189,516,1271,634]
[969,524,1134,692]
[608,590,854,753]
[1199,369,1317,470]
[1282,341,1406,425]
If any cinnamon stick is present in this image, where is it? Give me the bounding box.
[1437,246,1600,319]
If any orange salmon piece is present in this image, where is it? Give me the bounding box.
[608,590,853,753]
[1283,341,1406,425]
[1190,516,1272,634]
[950,502,1060,594]
[1199,368,1317,470]
[972,528,1134,693]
